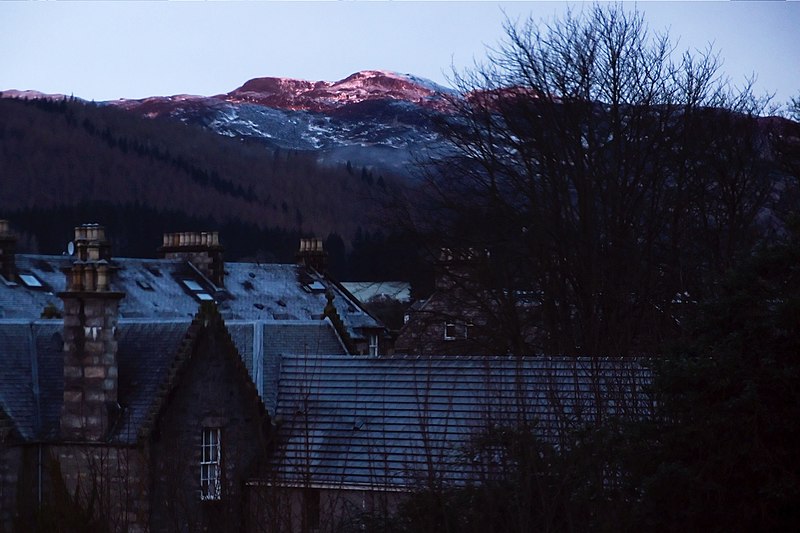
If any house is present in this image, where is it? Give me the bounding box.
[0,221,378,531]
[1,220,650,531]
[394,248,543,355]
[248,353,651,530]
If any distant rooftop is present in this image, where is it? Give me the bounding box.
[0,254,381,341]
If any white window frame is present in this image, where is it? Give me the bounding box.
[444,322,457,341]
[368,333,379,356]
[200,427,222,500]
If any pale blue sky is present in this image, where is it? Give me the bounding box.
[1,1,798,108]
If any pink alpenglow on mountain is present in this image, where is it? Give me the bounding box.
[222,70,453,112]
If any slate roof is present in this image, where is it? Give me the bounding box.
[0,321,61,441]
[271,355,651,490]
[0,317,345,444]
[0,255,381,340]
[0,319,190,443]
[227,320,347,415]
[341,281,412,303]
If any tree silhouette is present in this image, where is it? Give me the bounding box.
[395,4,785,356]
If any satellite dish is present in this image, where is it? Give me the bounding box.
[67,241,75,256]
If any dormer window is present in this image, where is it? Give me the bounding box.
[200,428,222,500]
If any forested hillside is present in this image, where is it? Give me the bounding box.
[0,95,396,266]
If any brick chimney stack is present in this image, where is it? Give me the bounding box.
[296,238,327,272]
[59,224,124,441]
[0,220,16,281]
[159,231,225,287]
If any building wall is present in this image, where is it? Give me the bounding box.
[396,292,485,355]
[245,485,405,533]
[3,443,150,533]
[51,444,150,533]
[149,326,270,533]
[0,443,24,531]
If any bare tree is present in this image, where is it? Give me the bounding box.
[397,4,778,356]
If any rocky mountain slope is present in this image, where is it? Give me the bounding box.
[107,71,455,175]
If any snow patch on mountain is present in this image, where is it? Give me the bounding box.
[99,71,457,176]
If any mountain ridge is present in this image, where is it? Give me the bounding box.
[97,71,454,176]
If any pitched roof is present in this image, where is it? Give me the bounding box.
[228,320,347,415]
[135,303,270,444]
[271,354,651,490]
[0,315,346,444]
[0,255,381,339]
[0,320,61,441]
[0,318,191,443]
[341,281,412,303]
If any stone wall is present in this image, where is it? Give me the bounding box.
[51,444,150,533]
[0,443,23,531]
[149,324,270,533]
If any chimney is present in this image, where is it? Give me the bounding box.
[0,220,16,281]
[59,224,124,441]
[296,238,327,272]
[159,231,225,287]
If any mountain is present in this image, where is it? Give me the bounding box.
[0,93,402,262]
[107,71,455,175]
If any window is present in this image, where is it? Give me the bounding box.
[182,279,204,292]
[368,333,379,356]
[200,428,221,500]
[444,322,457,341]
[19,274,43,288]
[466,323,475,339]
[136,279,154,291]
[303,281,326,293]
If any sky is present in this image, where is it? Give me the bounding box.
[1,1,798,108]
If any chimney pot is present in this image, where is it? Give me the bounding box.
[96,261,109,291]
[159,229,225,286]
[296,237,327,271]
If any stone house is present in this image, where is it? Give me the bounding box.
[394,248,541,355]
[1,220,650,532]
[248,353,651,531]
[0,221,382,532]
